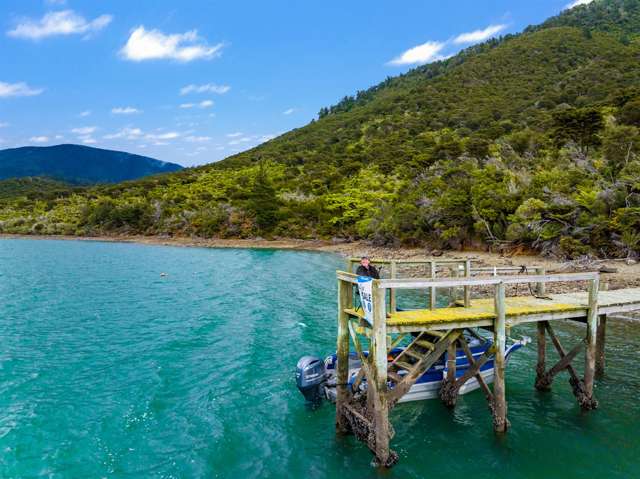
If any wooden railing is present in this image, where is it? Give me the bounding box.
[337,270,599,328]
[346,257,548,309]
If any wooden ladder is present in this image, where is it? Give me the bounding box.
[386,329,462,407]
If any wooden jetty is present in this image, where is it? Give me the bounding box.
[335,258,640,467]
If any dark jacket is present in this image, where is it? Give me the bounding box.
[356,264,380,279]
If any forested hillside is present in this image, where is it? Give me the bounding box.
[1,0,639,258]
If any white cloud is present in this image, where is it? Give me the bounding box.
[283,108,295,115]
[146,131,180,141]
[7,10,113,40]
[71,126,96,135]
[79,110,91,117]
[105,127,179,144]
[112,106,141,115]
[566,0,594,8]
[30,136,49,143]
[228,137,252,146]
[226,132,243,138]
[185,135,212,143]
[225,133,277,147]
[453,24,507,45]
[0,81,43,98]
[180,100,213,109]
[180,83,230,95]
[73,127,98,144]
[389,23,512,68]
[120,26,223,62]
[45,0,67,5]
[103,127,143,140]
[388,41,447,66]
[0,122,8,128]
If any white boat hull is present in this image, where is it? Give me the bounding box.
[396,368,495,403]
[320,337,529,404]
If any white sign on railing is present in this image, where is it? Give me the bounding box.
[357,276,374,325]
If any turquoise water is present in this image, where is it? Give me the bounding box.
[1,239,639,478]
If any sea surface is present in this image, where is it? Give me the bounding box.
[0,238,638,478]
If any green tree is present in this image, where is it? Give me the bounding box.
[246,163,280,231]
[551,107,604,154]
[602,125,639,176]
[619,98,640,126]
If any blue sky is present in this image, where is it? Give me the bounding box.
[0,0,593,166]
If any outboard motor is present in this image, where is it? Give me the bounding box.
[296,356,326,404]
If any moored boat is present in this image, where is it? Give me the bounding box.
[296,331,529,404]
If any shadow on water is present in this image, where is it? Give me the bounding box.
[0,239,638,478]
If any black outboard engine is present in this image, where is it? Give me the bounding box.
[296,356,326,403]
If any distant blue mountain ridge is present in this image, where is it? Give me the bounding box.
[0,144,183,184]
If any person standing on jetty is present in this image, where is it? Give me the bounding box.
[356,256,380,279]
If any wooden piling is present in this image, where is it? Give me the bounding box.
[595,314,606,378]
[446,341,457,384]
[492,282,508,432]
[535,321,550,391]
[583,277,599,410]
[371,280,393,466]
[440,340,458,408]
[336,278,352,433]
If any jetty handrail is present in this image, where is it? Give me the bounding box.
[336,271,598,289]
[347,257,541,270]
[471,266,542,273]
[347,257,471,265]
[340,259,590,309]
[376,272,598,290]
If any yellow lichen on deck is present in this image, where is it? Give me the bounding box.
[387,307,494,325]
[386,297,585,326]
[465,297,585,317]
